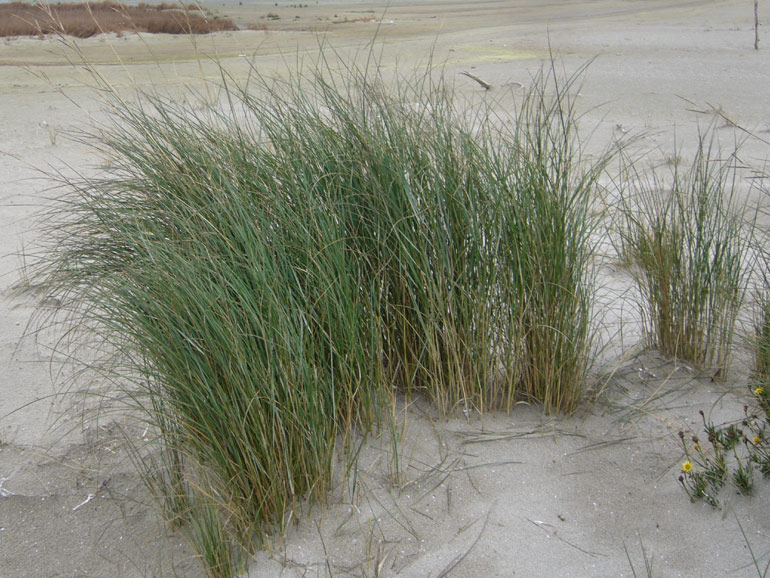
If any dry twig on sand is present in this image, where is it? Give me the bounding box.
[460,71,492,90]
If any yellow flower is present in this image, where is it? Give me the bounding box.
[755,387,765,396]
[754,436,761,444]
[681,461,693,473]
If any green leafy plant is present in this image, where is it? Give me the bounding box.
[677,396,770,508]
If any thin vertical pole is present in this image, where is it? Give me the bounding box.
[755,0,760,50]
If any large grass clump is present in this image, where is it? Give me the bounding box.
[33,58,610,574]
[614,129,753,375]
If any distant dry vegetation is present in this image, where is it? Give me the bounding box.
[0,1,238,38]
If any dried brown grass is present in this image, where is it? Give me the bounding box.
[0,1,238,38]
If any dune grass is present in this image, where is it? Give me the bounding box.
[752,183,770,381]
[502,63,610,413]
[753,279,770,380]
[614,129,752,375]
[31,55,612,574]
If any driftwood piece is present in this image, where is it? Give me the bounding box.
[460,71,492,90]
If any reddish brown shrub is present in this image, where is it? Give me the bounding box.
[0,1,237,38]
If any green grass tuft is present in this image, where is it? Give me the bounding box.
[614,127,752,375]
[31,55,611,574]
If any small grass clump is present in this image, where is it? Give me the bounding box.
[0,1,237,38]
[31,56,610,574]
[614,129,752,375]
[754,293,770,379]
[752,200,770,380]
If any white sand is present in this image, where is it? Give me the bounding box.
[1,1,770,575]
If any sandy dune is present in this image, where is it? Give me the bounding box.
[1,1,770,576]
